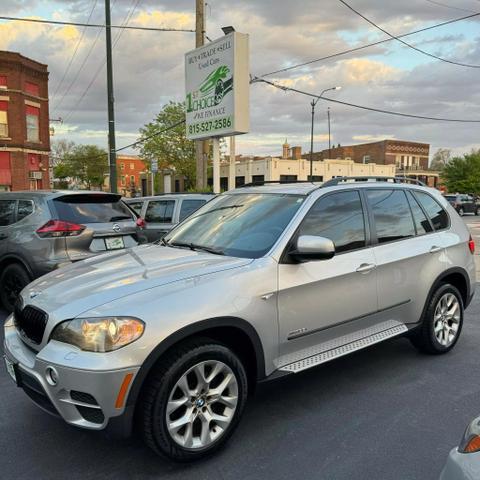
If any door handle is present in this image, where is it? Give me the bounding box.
[429,245,442,253]
[356,263,376,274]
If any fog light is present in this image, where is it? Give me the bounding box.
[45,366,59,386]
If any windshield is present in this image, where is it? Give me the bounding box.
[443,195,456,202]
[164,193,305,259]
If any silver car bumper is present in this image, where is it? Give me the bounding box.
[3,315,140,431]
[440,447,480,480]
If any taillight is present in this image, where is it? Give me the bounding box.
[36,220,85,238]
[136,218,146,228]
[468,235,475,254]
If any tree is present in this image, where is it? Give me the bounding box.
[54,144,108,190]
[137,102,196,189]
[429,148,451,171]
[442,150,480,194]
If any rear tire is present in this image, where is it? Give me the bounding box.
[475,207,479,216]
[140,340,248,462]
[409,284,463,354]
[458,207,464,216]
[0,263,31,312]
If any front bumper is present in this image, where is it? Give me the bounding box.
[439,447,480,480]
[3,315,140,431]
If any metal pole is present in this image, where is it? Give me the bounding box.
[212,138,220,194]
[151,171,155,195]
[229,136,236,190]
[309,100,315,181]
[195,0,206,190]
[105,0,117,193]
[328,107,331,159]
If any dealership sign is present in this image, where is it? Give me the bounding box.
[185,32,249,140]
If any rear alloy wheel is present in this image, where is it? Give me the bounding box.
[0,263,31,312]
[458,207,465,216]
[409,284,464,354]
[141,341,248,461]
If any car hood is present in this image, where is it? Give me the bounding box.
[22,244,252,318]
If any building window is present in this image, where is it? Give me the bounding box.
[307,175,323,182]
[121,176,126,186]
[0,101,8,137]
[252,175,265,184]
[26,106,39,142]
[363,155,370,164]
[235,176,245,187]
[130,163,134,170]
[120,163,125,170]
[25,81,40,96]
[279,175,297,183]
[220,177,228,191]
[130,175,135,184]
[0,76,7,89]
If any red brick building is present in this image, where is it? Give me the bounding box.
[117,154,147,197]
[0,51,50,191]
[310,139,430,169]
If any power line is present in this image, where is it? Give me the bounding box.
[61,0,143,123]
[50,0,99,101]
[337,0,480,68]
[424,0,477,14]
[0,15,194,32]
[258,12,480,78]
[251,77,480,123]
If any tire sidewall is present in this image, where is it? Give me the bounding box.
[149,344,248,461]
[0,263,30,312]
[425,284,464,353]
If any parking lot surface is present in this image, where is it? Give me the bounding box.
[1,216,479,480]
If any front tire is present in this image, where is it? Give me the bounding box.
[0,263,31,312]
[140,340,248,461]
[409,284,464,354]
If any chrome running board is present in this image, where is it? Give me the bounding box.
[278,320,408,374]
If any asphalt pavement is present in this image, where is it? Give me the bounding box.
[1,216,480,480]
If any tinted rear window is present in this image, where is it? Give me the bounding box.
[53,194,134,224]
[0,199,15,226]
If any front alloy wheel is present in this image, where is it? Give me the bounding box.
[141,340,248,461]
[166,360,238,449]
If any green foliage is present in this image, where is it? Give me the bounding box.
[53,143,108,190]
[137,102,196,189]
[442,150,480,194]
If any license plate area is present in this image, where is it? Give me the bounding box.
[4,356,17,384]
[105,236,125,250]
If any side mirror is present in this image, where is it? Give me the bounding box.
[290,235,335,262]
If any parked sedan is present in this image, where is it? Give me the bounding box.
[444,194,479,216]
[125,193,214,242]
[0,190,146,311]
[440,415,480,479]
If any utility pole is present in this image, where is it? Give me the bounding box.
[195,0,207,190]
[105,0,117,193]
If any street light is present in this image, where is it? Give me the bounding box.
[309,86,341,181]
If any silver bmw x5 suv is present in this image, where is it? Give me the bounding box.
[3,177,476,461]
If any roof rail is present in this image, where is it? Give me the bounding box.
[239,180,319,188]
[321,176,426,187]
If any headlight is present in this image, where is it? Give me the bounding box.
[51,317,145,352]
[459,416,480,453]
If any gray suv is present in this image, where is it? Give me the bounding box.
[3,177,476,462]
[0,190,144,312]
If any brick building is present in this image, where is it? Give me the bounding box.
[308,139,430,170]
[0,51,50,191]
[117,154,147,197]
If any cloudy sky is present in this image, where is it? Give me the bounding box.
[1,0,480,159]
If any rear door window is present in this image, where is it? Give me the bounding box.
[0,199,16,226]
[179,199,207,222]
[366,189,415,243]
[145,200,175,223]
[17,200,34,221]
[413,192,449,231]
[53,194,134,224]
[406,191,433,235]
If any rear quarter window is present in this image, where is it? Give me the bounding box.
[0,199,15,226]
[414,191,449,231]
[53,194,134,224]
[179,199,207,222]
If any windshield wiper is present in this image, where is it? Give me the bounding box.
[167,241,224,255]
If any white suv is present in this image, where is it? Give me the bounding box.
[3,177,476,461]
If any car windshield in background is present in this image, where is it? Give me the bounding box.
[53,194,134,224]
[164,193,305,259]
[444,195,456,202]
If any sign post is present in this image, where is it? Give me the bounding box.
[151,160,158,195]
[185,31,249,193]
